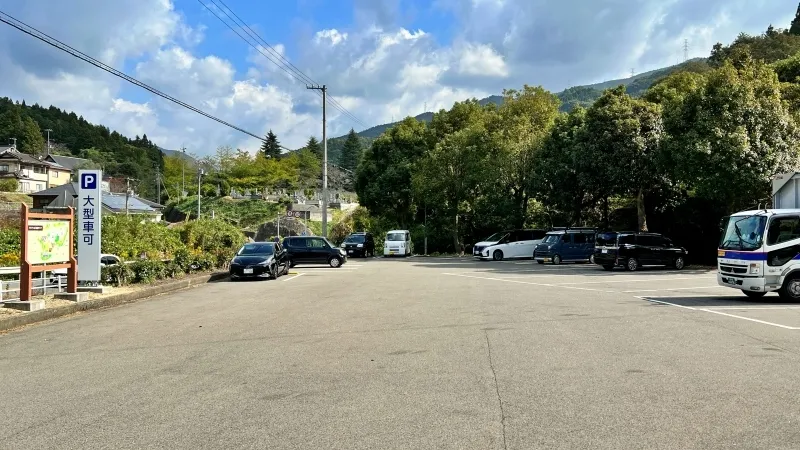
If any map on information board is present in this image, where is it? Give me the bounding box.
[27,219,70,265]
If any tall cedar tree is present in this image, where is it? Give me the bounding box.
[791,2,800,35]
[339,129,362,172]
[261,130,281,159]
[306,136,322,159]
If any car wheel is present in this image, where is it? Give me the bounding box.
[552,254,562,265]
[272,264,280,279]
[743,290,766,299]
[602,265,614,271]
[289,258,296,268]
[779,274,800,301]
[536,260,544,265]
[589,254,595,265]
[281,262,289,276]
[329,256,342,268]
[493,250,504,261]
[626,258,639,272]
[674,256,686,270]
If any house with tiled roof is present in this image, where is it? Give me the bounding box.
[0,146,72,193]
[30,182,163,221]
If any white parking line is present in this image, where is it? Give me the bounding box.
[282,273,306,282]
[704,306,800,310]
[442,273,617,293]
[637,296,800,330]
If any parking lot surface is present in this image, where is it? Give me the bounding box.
[3,258,800,449]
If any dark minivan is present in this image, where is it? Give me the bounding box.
[593,231,688,271]
[534,227,596,265]
[341,232,375,257]
[283,236,348,268]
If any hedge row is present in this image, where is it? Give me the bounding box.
[101,248,218,286]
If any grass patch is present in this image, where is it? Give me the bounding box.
[171,196,283,229]
[0,193,32,204]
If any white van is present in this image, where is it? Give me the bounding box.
[384,230,412,257]
[473,229,547,261]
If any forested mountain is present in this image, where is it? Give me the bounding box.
[0,97,163,199]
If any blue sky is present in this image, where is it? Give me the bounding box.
[0,0,794,154]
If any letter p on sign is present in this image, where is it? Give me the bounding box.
[81,173,97,190]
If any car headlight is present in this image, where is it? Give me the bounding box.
[357,243,363,248]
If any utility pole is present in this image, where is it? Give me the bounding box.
[44,129,52,156]
[306,84,328,237]
[155,166,161,204]
[630,68,635,78]
[181,145,186,198]
[10,138,16,150]
[197,169,204,220]
[125,178,131,216]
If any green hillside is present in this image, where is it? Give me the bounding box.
[325,58,711,161]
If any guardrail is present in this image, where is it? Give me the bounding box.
[0,274,67,302]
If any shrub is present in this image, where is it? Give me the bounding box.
[130,259,166,284]
[0,179,18,192]
[172,247,192,273]
[0,228,20,255]
[0,252,18,267]
[190,252,216,272]
[102,215,182,260]
[164,261,184,279]
[103,264,134,286]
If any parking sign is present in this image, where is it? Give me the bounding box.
[78,170,102,282]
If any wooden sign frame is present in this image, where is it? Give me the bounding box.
[19,204,77,301]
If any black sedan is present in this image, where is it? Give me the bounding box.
[229,242,289,280]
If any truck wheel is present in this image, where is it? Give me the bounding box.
[779,274,800,301]
[742,290,766,299]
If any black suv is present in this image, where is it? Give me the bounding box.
[341,232,375,257]
[283,236,348,268]
[593,231,688,271]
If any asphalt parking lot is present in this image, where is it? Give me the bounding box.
[3,257,800,449]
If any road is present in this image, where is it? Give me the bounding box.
[3,258,800,449]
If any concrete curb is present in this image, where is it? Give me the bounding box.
[0,271,229,333]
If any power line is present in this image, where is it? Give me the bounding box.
[201,0,366,129]
[0,10,269,143]
[197,0,368,129]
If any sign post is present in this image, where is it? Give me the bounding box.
[78,170,102,284]
[19,205,76,301]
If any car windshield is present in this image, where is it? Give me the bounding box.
[596,232,618,246]
[386,233,405,241]
[237,243,274,256]
[344,235,365,243]
[484,232,508,242]
[541,234,560,244]
[322,237,336,248]
[719,215,767,251]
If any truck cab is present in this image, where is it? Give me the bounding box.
[718,209,800,299]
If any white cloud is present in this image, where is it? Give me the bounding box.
[0,0,794,158]
[457,43,509,77]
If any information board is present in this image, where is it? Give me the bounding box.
[26,219,70,265]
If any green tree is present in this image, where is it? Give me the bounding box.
[496,85,561,227]
[586,87,664,231]
[414,103,497,252]
[17,116,45,155]
[668,59,800,211]
[261,130,281,159]
[355,117,428,227]
[305,136,322,160]
[791,3,800,36]
[339,128,363,172]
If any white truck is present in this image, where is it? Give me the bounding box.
[718,209,800,299]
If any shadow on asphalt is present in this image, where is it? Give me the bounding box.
[406,257,714,278]
[643,295,800,308]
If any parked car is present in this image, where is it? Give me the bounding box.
[283,236,348,268]
[50,253,121,283]
[341,232,375,257]
[473,229,547,261]
[384,230,412,257]
[593,231,688,271]
[534,228,596,265]
[229,242,289,280]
